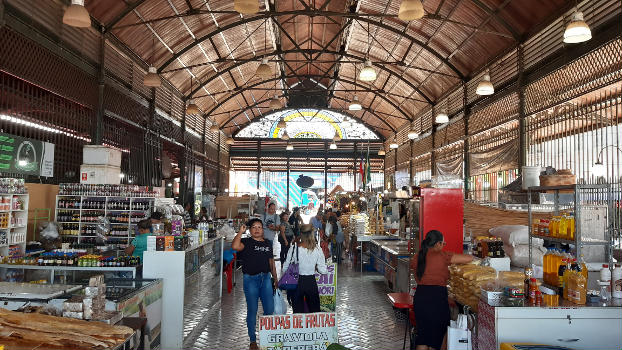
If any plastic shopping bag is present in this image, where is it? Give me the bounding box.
[447,317,472,350]
[273,289,288,315]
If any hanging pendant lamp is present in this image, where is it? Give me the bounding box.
[286,142,294,151]
[563,11,591,43]
[226,136,235,145]
[234,0,259,14]
[330,142,337,150]
[281,130,290,141]
[256,58,272,79]
[389,138,399,149]
[435,108,449,124]
[63,0,91,28]
[210,120,219,133]
[378,149,386,156]
[277,117,287,129]
[186,99,199,115]
[269,96,281,110]
[398,0,425,21]
[476,71,495,96]
[144,66,161,87]
[349,96,362,111]
[359,60,377,82]
[407,127,419,139]
[333,134,342,142]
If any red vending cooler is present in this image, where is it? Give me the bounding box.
[411,188,463,255]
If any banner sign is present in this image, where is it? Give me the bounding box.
[0,133,54,177]
[316,262,337,312]
[259,312,338,350]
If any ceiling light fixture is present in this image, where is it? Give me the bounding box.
[277,117,287,129]
[234,0,259,14]
[63,0,91,28]
[563,10,591,43]
[330,142,337,150]
[359,60,377,82]
[286,142,294,151]
[210,119,219,133]
[186,99,199,115]
[390,138,399,149]
[398,0,425,21]
[435,109,449,124]
[378,149,386,156]
[226,136,235,145]
[333,134,342,142]
[476,71,495,95]
[281,130,290,141]
[144,66,161,87]
[256,58,272,79]
[269,95,281,110]
[349,96,362,111]
[408,127,419,139]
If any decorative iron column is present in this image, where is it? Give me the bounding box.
[256,141,261,192]
[94,28,105,145]
[324,141,328,207]
[353,142,357,191]
[463,81,471,199]
[518,45,527,174]
[286,154,290,208]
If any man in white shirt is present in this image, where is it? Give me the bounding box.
[263,202,281,277]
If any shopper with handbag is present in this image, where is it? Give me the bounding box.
[282,224,327,313]
[232,218,279,350]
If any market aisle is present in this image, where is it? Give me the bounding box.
[185,260,407,350]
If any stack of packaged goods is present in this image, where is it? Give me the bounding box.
[367,211,385,235]
[350,214,369,235]
[62,275,122,324]
[449,264,496,312]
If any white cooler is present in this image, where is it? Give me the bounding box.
[83,145,122,167]
[80,164,121,184]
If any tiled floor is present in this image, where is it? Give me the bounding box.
[183,260,408,350]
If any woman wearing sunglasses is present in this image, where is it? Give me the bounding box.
[411,230,473,350]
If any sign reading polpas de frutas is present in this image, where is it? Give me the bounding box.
[0,132,54,177]
[259,312,338,350]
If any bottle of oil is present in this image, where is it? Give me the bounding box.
[558,258,569,293]
[578,254,588,281]
[568,214,575,240]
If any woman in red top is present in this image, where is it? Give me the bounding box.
[411,230,473,350]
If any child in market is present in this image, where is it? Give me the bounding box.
[125,219,152,262]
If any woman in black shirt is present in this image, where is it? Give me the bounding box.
[232,218,278,350]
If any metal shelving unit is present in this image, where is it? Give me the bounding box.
[527,184,613,265]
[0,193,29,255]
[54,195,155,245]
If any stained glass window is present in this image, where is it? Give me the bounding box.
[235,109,379,140]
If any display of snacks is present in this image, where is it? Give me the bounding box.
[449,264,497,312]
[473,237,506,258]
[0,178,27,194]
[59,183,157,197]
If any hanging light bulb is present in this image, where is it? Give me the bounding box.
[563,11,591,43]
[256,58,272,79]
[398,0,425,21]
[349,96,362,111]
[408,127,419,139]
[330,142,337,150]
[269,96,281,110]
[281,130,290,141]
[63,0,91,28]
[390,138,399,149]
[144,66,161,87]
[186,99,199,115]
[333,134,342,142]
[277,117,287,129]
[435,109,449,124]
[359,60,377,82]
[286,142,294,151]
[234,0,259,14]
[210,122,219,133]
[476,71,495,95]
[378,149,386,156]
[226,136,235,145]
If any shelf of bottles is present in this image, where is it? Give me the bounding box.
[527,184,613,265]
[55,196,154,246]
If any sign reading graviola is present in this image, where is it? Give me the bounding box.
[316,262,337,312]
[259,312,338,350]
[0,132,54,177]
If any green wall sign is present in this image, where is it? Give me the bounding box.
[0,133,54,177]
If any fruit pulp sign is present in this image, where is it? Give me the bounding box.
[259,312,338,350]
[0,133,54,177]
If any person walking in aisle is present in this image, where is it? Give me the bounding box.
[232,218,279,350]
[278,212,295,264]
[288,207,302,237]
[410,230,473,350]
[282,224,327,313]
[327,216,345,264]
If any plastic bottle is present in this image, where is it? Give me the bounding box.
[601,264,612,283]
[613,264,622,299]
[563,259,573,300]
[543,250,551,284]
[578,254,588,281]
[558,258,569,291]
[567,214,575,240]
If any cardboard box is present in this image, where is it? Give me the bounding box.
[83,145,122,167]
[80,164,121,185]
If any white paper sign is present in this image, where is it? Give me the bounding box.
[259,312,338,350]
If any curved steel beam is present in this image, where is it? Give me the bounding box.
[206,74,411,127]
[184,48,434,105]
[107,0,150,29]
[227,95,391,139]
[469,0,520,41]
[156,13,464,79]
